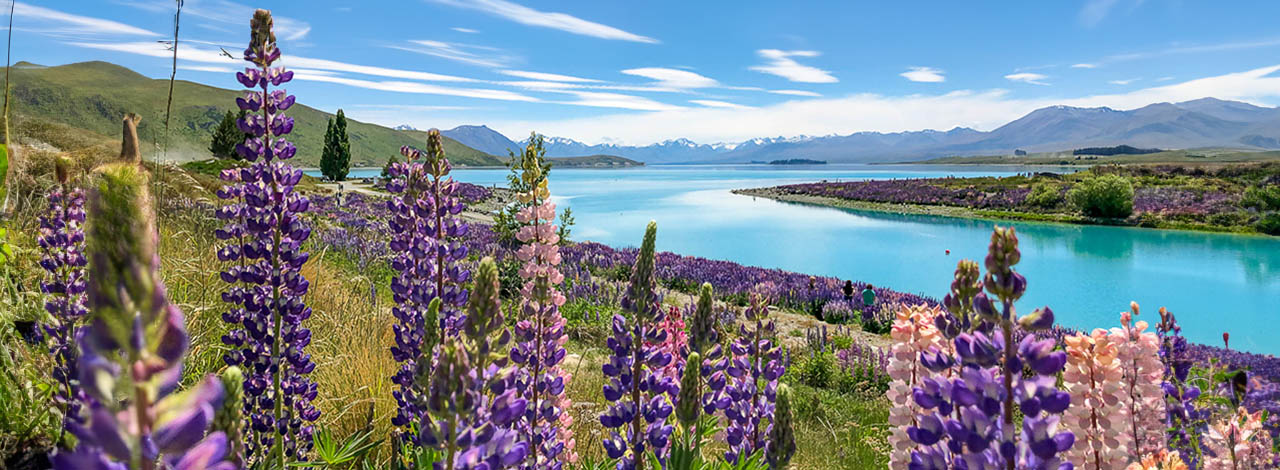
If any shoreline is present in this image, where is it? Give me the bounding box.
[732,187,1268,237]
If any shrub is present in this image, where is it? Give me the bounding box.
[1069,174,1135,218]
[1024,181,1062,209]
[1241,185,1280,211]
[794,352,837,389]
[1256,212,1280,235]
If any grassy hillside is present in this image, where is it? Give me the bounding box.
[7,61,503,167]
[915,147,1280,165]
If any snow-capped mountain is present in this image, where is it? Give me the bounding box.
[442,98,1280,163]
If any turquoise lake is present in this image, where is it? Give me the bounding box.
[333,164,1280,355]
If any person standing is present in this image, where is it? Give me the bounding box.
[861,284,877,323]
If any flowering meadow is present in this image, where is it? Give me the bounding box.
[753,163,1280,235]
[4,8,1280,470]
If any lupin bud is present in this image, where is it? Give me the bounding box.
[214,366,245,468]
[767,384,796,470]
[689,283,717,354]
[676,352,703,427]
[55,156,71,184]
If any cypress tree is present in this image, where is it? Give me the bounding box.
[320,109,351,181]
[209,110,241,159]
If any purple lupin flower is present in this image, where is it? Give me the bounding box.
[37,157,89,429]
[418,258,529,470]
[509,137,572,470]
[1157,306,1206,466]
[601,221,675,470]
[387,130,472,433]
[905,227,1074,470]
[216,9,317,467]
[53,163,232,470]
[722,290,785,466]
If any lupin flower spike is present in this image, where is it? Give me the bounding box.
[766,384,796,470]
[417,258,529,470]
[509,135,573,470]
[723,290,786,465]
[54,163,232,470]
[386,130,471,436]
[601,221,675,470]
[216,9,317,467]
[38,156,90,430]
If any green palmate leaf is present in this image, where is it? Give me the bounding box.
[291,427,383,468]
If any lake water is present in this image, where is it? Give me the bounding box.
[332,164,1280,355]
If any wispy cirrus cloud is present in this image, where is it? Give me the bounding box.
[7,2,158,37]
[117,0,311,40]
[621,67,718,89]
[499,70,601,83]
[769,89,822,97]
[452,27,479,34]
[429,0,658,44]
[1071,63,1098,69]
[557,91,681,111]
[900,66,945,83]
[1109,78,1140,85]
[749,49,837,83]
[1005,72,1050,85]
[388,40,518,68]
[690,99,751,109]
[293,74,538,102]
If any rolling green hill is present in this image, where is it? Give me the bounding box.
[546,154,642,167]
[7,61,503,167]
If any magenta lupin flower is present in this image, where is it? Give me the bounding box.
[215,9,317,467]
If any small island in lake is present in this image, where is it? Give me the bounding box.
[768,158,827,165]
[546,154,644,168]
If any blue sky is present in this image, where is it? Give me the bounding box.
[12,0,1280,144]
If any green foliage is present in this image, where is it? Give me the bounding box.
[208,110,247,159]
[1023,181,1061,209]
[793,352,837,389]
[1242,185,1280,211]
[381,155,397,179]
[293,427,383,468]
[180,157,247,177]
[830,335,853,351]
[767,384,796,470]
[495,132,554,246]
[557,207,575,245]
[320,109,352,181]
[0,143,8,208]
[1069,174,1134,218]
[1256,212,1280,235]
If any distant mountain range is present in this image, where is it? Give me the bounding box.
[19,61,1280,166]
[442,98,1280,164]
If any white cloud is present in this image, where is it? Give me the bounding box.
[900,66,945,83]
[8,2,159,37]
[389,40,516,68]
[1005,72,1049,85]
[452,27,479,34]
[621,67,718,89]
[177,64,235,73]
[499,70,601,83]
[1109,78,1139,85]
[749,49,837,83]
[430,0,658,43]
[293,74,538,102]
[556,91,682,111]
[118,0,310,41]
[1071,63,1098,69]
[486,64,1280,146]
[1156,76,1174,82]
[769,89,822,97]
[690,99,752,109]
[348,104,476,111]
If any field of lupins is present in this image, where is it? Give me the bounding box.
[3,9,1280,470]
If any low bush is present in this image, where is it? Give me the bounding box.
[1069,174,1135,218]
[1023,181,1062,209]
[1256,212,1280,235]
